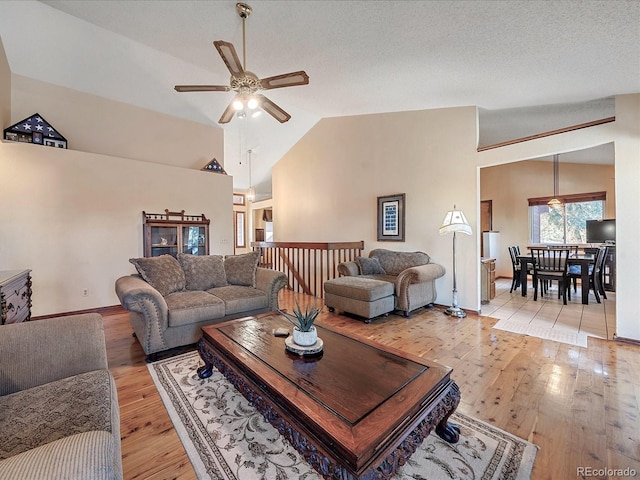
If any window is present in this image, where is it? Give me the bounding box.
[528,192,606,244]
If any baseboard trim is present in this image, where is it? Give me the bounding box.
[32,304,126,320]
[613,335,640,346]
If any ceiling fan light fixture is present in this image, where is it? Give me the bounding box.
[247,96,258,109]
[232,98,244,111]
[174,2,308,124]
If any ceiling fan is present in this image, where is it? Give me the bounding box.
[174,2,309,124]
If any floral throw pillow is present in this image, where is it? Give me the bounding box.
[129,255,185,296]
[225,251,260,287]
[177,253,228,290]
[356,256,386,275]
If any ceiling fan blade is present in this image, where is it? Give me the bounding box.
[256,94,291,123]
[218,99,237,124]
[260,71,309,90]
[214,40,244,77]
[175,85,230,92]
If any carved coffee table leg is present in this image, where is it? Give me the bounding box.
[196,338,214,379]
[435,382,460,443]
[435,412,460,443]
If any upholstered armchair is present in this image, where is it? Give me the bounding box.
[337,249,446,317]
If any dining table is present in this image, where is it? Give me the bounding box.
[517,253,596,305]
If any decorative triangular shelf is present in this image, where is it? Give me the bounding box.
[201,157,227,174]
[3,113,67,148]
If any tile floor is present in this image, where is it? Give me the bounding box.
[480,277,616,345]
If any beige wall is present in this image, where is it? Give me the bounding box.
[481,160,615,277]
[0,37,10,129]
[273,95,640,341]
[10,75,224,169]
[274,106,479,307]
[0,141,233,316]
[1,75,233,316]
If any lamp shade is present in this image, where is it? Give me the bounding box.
[439,208,472,235]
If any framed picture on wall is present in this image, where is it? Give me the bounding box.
[235,211,246,248]
[377,193,405,241]
[233,193,246,206]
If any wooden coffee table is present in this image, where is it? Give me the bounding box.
[197,313,460,480]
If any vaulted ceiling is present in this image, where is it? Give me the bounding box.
[1,1,638,199]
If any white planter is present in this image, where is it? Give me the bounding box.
[292,326,318,346]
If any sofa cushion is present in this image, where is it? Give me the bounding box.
[129,255,185,296]
[224,251,260,287]
[369,249,430,276]
[165,291,226,327]
[177,253,228,290]
[356,256,386,275]
[0,370,114,460]
[207,286,269,315]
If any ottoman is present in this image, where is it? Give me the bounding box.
[324,277,395,323]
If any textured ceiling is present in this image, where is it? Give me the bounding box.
[1,1,638,199]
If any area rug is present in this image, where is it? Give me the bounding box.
[148,351,538,480]
[492,318,589,348]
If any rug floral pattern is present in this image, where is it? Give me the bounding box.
[149,352,537,480]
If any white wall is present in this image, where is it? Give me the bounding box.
[0,141,233,316]
[10,75,224,170]
[273,95,640,341]
[481,160,615,278]
[0,37,10,130]
[274,106,479,310]
[477,94,639,341]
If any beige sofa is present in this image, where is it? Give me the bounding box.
[115,252,287,360]
[0,314,122,480]
[336,249,446,317]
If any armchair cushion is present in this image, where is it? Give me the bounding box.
[224,251,260,287]
[177,253,227,290]
[356,256,386,275]
[0,370,114,460]
[0,431,119,480]
[129,255,185,296]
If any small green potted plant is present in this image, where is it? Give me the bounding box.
[279,298,321,346]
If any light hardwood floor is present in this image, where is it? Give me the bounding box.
[104,288,640,480]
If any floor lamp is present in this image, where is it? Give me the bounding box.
[439,206,472,318]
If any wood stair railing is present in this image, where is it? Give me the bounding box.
[252,241,364,298]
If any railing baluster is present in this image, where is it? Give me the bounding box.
[252,241,364,298]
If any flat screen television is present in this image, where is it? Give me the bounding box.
[586,219,616,244]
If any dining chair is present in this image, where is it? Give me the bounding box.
[568,247,604,303]
[595,246,608,300]
[568,247,598,293]
[508,245,533,293]
[530,247,570,305]
[508,246,521,292]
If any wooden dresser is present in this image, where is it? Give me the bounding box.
[0,270,32,324]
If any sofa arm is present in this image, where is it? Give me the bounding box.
[115,275,170,354]
[0,313,107,396]
[338,261,360,276]
[396,263,446,286]
[394,263,446,311]
[115,275,168,320]
[255,268,288,310]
